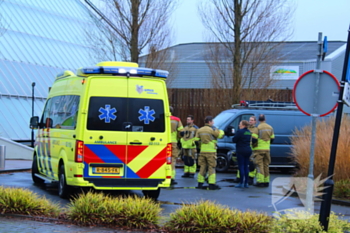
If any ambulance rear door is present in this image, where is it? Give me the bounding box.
[126,78,169,183]
[82,76,128,181]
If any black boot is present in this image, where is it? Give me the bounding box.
[171,179,178,185]
[181,173,190,178]
[248,177,254,185]
[188,174,195,178]
[254,183,266,187]
[263,182,269,187]
[196,182,204,189]
[209,184,221,190]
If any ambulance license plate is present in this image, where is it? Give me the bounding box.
[94,167,120,174]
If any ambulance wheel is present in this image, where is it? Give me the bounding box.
[216,153,229,173]
[32,155,44,184]
[142,188,160,201]
[58,165,71,198]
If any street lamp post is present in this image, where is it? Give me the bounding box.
[31,82,35,148]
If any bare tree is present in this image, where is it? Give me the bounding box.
[85,0,178,64]
[198,0,294,104]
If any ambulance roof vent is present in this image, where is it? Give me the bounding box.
[77,62,168,79]
[55,70,75,80]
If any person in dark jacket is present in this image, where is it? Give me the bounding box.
[232,120,254,188]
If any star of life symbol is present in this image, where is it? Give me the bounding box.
[138,106,155,124]
[99,104,117,123]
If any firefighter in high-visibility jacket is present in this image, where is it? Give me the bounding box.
[180,115,199,178]
[170,106,184,185]
[253,114,274,187]
[235,116,258,184]
[194,116,225,190]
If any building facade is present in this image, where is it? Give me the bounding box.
[0,0,99,141]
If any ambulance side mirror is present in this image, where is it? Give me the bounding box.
[30,116,39,129]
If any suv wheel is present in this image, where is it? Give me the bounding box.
[216,153,229,173]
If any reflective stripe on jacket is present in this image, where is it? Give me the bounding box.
[180,124,199,149]
[255,122,274,151]
[194,124,224,152]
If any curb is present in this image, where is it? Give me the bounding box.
[0,168,31,174]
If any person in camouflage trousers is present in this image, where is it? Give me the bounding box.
[180,115,199,178]
[194,116,224,190]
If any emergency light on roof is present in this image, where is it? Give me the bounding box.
[77,66,168,79]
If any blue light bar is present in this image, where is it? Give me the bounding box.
[78,66,169,79]
[81,67,101,74]
[155,70,168,78]
[103,67,119,74]
[136,68,153,76]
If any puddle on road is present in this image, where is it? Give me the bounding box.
[158,201,191,206]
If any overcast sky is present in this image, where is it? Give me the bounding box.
[171,0,350,46]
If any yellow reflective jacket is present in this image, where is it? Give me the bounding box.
[248,124,258,150]
[180,123,199,149]
[194,124,224,152]
[255,122,274,151]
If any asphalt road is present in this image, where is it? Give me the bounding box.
[0,168,349,222]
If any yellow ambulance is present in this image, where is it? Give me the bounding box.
[30,61,172,199]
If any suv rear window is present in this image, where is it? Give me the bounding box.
[87,97,165,132]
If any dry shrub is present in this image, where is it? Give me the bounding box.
[164,200,272,232]
[334,180,350,199]
[66,191,161,230]
[271,210,350,233]
[290,115,350,182]
[0,186,60,217]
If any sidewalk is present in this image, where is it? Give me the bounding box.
[0,215,144,233]
[0,159,32,173]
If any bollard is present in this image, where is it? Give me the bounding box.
[0,145,5,170]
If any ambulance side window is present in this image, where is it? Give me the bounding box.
[41,98,52,129]
[60,95,80,129]
[47,95,80,130]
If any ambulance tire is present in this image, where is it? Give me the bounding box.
[58,165,71,198]
[142,188,160,201]
[32,155,44,184]
[216,153,229,173]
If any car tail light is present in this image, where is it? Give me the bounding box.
[166,143,172,164]
[75,140,84,163]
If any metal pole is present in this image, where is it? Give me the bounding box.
[31,82,35,148]
[306,33,323,213]
[0,145,5,170]
[319,25,350,231]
